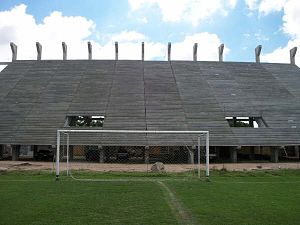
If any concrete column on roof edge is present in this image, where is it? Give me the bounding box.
[193,43,198,61]
[168,42,171,61]
[255,45,262,63]
[115,42,118,60]
[62,42,67,60]
[10,42,17,61]
[36,42,42,60]
[88,42,92,60]
[142,42,144,61]
[219,44,224,62]
[290,47,297,65]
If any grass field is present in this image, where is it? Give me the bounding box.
[0,169,299,225]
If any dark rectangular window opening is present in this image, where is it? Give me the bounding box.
[226,117,267,128]
[66,116,105,127]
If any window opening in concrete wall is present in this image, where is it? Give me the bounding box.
[226,117,267,128]
[66,116,105,127]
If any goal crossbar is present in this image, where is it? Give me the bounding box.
[56,129,210,180]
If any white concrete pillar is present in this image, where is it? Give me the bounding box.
[62,42,67,60]
[255,45,262,63]
[36,42,42,60]
[10,42,17,61]
[142,42,144,61]
[88,42,92,60]
[193,43,198,61]
[219,44,224,62]
[115,42,118,60]
[290,47,297,65]
[168,42,171,61]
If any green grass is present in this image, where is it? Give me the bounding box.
[0,169,299,225]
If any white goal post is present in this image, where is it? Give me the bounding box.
[55,129,210,180]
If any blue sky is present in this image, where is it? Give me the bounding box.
[0,0,299,64]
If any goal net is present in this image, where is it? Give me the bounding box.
[55,130,210,180]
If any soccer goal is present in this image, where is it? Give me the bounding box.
[55,129,210,180]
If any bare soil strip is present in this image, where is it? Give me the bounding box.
[157,181,198,225]
[0,161,299,172]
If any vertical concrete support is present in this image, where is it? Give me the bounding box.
[255,45,262,63]
[10,42,17,61]
[36,42,42,60]
[98,146,104,163]
[249,146,255,160]
[115,42,118,60]
[62,42,67,60]
[141,42,145,61]
[218,44,224,62]
[290,47,297,65]
[188,146,195,164]
[271,147,279,163]
[12,145,20,161]
[69,145,74,161]
[0,145,3,159]
[88,42,92,60]
[144,146,149,163]
[230,146,238,163]
[193,43,198,61]
[32,145,38,160]
[295,146,299,159]
[167,42,171,61]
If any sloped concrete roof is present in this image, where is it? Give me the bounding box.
[0,60,300,146]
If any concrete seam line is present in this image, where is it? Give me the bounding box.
[157,180,198,225]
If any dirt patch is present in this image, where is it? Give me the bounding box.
[0,161,299,172]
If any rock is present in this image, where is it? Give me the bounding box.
[151,162,165,172]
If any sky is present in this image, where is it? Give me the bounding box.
[0,0,299,65]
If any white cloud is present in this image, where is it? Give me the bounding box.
[260,0,300,65]
[258,0,286,15]
[0,4,227,62]
[128,0,237,26]
[282,0,300,38]
[245,0,259,10]
[245,0,286,14]
[171,32,228,61]
[0,4,95,61]
[261,39,299,64]
[110,31,146,42]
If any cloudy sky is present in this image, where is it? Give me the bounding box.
[0,0,299,64]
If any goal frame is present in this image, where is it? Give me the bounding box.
[55,129,210,180]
